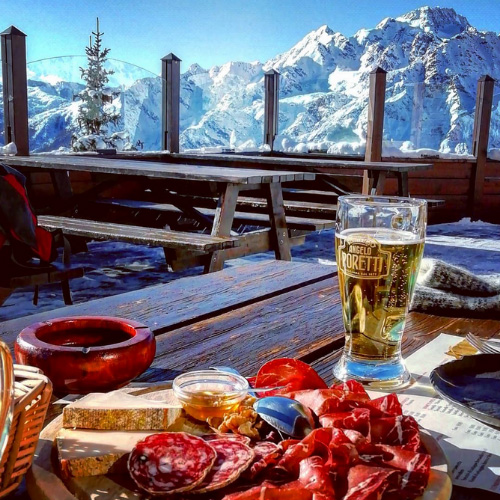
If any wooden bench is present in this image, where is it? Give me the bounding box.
[0,261,84,307]
[90,199,336,232]
[37,216,239,255]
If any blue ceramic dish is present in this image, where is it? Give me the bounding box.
[430,353,500,428]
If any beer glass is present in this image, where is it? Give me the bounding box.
[333,195,427,389]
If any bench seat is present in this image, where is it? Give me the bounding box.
[37,216,239,252]
[94,199,336,232]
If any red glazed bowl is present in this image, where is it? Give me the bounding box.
[15,316,156,394]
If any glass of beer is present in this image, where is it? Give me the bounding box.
[333,195,426,389]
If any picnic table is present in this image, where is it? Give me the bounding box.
[167,152,433,197]
[0,260,498,499]
[0,155,318,272]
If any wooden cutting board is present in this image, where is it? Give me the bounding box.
[25,388,452,500]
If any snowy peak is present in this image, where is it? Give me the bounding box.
[267,24,343,69]
[210,60,261,79]
[396,6,471,38]
[186,63,207,76]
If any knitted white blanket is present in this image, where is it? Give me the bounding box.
[410,258,500,317]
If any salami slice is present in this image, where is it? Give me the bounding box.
[202,433,252,446]
[191,439,254,493]
[127,432,216,495]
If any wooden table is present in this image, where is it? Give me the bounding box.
[168,152,433,197]
[1,155,316,272]
[1,260,498,499]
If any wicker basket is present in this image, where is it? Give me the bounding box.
[0,364,52,497]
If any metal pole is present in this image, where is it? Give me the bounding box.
[161,53,181,153]
[1,26,29,155]
[264,69,279,151]
[470,75,495,220]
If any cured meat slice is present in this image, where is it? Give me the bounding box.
[277,427,333,475]
[358,442,430,471]
[343,429,368,446]
[255,358,328,394]
[331,380,370,400]
[285,389,344,416]
[249,439,298,479]
[285,388,374,417]
[225,457,335,500]
[319,408,371,436]
[362,393,402,418]
[298,455,336,495]
[344,464,399,500]
[247,441,279,479]
[252,441,279,462]
[202,433,252,446]
[222,481,314,500]
[191,439,255,493]
[370,415,421,451]
[325,428,358,484]
[127,432,216,495]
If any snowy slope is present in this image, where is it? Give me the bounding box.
[1,7,500,154]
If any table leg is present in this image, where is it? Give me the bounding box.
[205,183,240,273]
[397,172,409,197]
[265,182,292,261]
[0,288,11,307]
[50,171,73,201]
[362,171,372,195]
[371,171,387,195]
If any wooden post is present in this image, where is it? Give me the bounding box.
[470,75,495,220]
[264,69,279,151]
[161,53,181,153]
[1,26,29,155]
[363,67,387,194]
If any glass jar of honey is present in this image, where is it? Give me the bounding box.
[173,370,248,421]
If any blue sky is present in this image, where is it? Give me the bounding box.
[2,0,499,74]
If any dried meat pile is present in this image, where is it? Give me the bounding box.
[126,359,432,500]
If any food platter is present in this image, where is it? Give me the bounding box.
[27,385,452,500]
[430,353,500,428]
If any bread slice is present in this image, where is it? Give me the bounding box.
[56,428,152,477]
[63,391,183,431]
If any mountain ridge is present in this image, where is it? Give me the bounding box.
[2,5,499,155]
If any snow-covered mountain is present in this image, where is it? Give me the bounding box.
[1,6,500,155]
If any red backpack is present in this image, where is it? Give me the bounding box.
[0,163,56,265]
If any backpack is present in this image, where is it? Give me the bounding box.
[0,163,57,266]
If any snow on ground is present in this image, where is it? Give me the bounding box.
[1,219,499,322]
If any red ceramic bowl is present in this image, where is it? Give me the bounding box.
[15,316,155,394]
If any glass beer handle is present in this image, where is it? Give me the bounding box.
[0,342,14,460]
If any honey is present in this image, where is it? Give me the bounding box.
[172,370,249,422]
[180,391,243,420]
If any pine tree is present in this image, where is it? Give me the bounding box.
[72,18,121,151]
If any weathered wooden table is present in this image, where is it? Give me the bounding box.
[167,152,433,197]
[1,155,317,272]
[1,260,498,499]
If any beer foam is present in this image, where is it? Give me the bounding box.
[336,228,424,245]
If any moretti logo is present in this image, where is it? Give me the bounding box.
[338,235,391,279]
